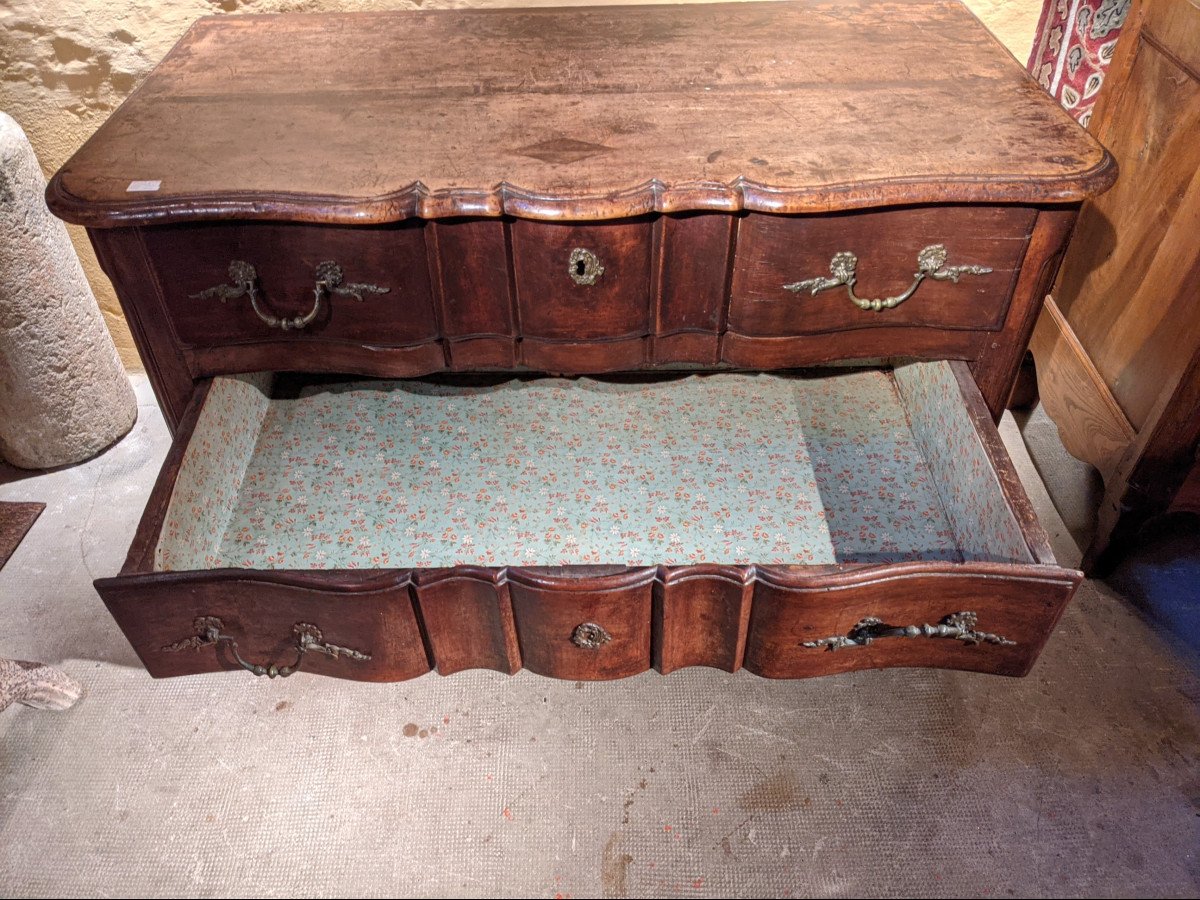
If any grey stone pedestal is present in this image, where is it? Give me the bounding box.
[0,111,135,469]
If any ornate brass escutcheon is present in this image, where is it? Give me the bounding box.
[191,260,390,330]
[570,622,612,650]
[568,247,605,286]
[162,616,372,677]
[800,611,1014,651]
[783,244,992,312]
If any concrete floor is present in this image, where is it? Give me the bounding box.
[1,375,1197,898]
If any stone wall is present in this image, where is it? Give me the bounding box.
[0,0,1042,372]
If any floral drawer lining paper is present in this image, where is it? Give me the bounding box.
[156,364,1032,571]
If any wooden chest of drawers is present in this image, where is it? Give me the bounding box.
[48,1,1115,682]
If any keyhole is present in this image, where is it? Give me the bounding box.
[568,248,603,285]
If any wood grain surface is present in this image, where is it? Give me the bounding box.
[47,1,1113,226]
[1030,296,1135,481]
[1030,0,1200,571]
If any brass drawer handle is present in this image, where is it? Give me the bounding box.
[801,611,1014,651]
[191,260,389,331]
[570,622,612,649]
[568,247,604,286]
[783,244,992,312]
[162,616,372,678]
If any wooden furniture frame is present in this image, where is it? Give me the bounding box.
[47,1,1114,682]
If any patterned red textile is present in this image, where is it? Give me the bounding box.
[1027,0,1131,127]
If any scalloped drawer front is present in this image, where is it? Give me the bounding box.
[101,573,430,682]
[141,221,439,348]
[506,571,655,681]
[729,206,1036,336]
[511,219,653,342]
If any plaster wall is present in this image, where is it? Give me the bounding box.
[0,0,1043,371]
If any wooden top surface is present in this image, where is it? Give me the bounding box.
[48,0,1116,226]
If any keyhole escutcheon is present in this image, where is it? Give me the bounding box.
[568,247,604,286]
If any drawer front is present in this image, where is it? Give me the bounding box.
[97,572,430,682]
[511,219,652,341]
[729,206,1035,336]
[141,221,439,347]
[742,567,1074,679]
[506,569,654,680]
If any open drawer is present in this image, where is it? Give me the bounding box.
[96,361,1080,682]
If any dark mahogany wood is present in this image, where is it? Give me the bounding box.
[52,5,1114,428]
[89,203,1079,432]
[971,207,1078,420]
[742,563,1075,679]
[430,219,517,370]
[139,221,439,348]
[412,568,521,676]
[654,213,733,366]
[656,566,754,675]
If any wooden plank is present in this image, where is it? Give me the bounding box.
[1029,295,1136,480]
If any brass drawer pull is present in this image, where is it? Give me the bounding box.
[783,244,992,312]
[801,611,1014,651]
[568,247,604,286]
[191,260,389,331]
[162,616,372,678]
[570,622,612,649]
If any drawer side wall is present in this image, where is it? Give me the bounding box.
[893,361,1032,563]
[155,373,274,571]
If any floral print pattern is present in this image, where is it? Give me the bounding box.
[155,365,1029,571]
[156,372,274,571]
[894,362,1032,564]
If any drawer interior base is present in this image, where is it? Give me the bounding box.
[155,362,1035,571]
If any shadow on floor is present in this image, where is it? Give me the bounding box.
[1104,513,1200,670]
[1010,403,1105,551]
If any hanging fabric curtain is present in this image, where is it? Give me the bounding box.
[1027,0,1132,126]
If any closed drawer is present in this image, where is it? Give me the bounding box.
[729,206,1035,336]
[511,219,652,341]
[97,360,1078,682]
[140,221,439,347]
